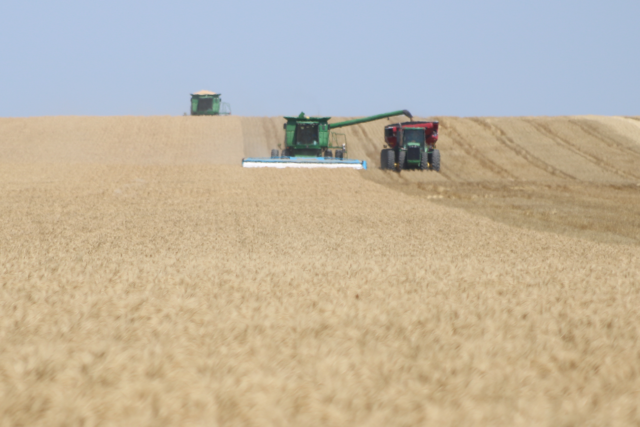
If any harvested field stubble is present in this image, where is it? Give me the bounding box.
[1,116,640,426]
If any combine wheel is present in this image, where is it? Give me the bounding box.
[335,149,344,160]
[431,149,441,172]
[324,150,333,159]
[271,149,279,158]
[397,150,406,172]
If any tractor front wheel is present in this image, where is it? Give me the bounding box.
[325,150,333,159]
[397,150,406,172]
[431,149,441,172]
[420,151,429,170]
[335,149,344,160]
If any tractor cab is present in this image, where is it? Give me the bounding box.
[402,127,426,167]
[402,127,426,148]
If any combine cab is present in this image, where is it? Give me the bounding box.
[190,90,231,116]
[242,110,412,169]
[381,121,440,172]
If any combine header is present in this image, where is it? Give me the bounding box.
[242,110,412,169]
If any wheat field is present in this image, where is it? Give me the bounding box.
[1,115,639,426]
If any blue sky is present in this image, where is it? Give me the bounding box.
[1,0,638,117]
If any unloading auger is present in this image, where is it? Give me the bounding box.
[242,110,412,169]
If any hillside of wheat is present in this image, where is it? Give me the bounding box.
[1,115,639,426]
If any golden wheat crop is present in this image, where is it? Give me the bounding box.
[1,116,639,426]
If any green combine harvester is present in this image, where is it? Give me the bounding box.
[190,90,231,116]
[242,110,412,169]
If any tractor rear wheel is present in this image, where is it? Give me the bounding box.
[431,149,441,172]
[271,149,279,158]
[397,150,406,172]
[325,150,333,159]
[380,149,389,169]
[382,149,395,170]
[335,149,344,160]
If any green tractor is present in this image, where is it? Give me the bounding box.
[381,120,441,171]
